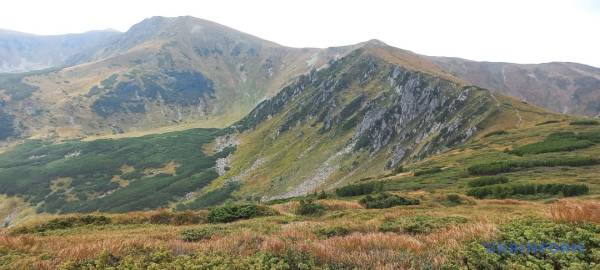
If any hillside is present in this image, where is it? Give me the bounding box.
[178,42,597,207]
[0,16,352,141]
[431,57,600,116]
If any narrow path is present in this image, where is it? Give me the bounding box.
[515,108,523,128]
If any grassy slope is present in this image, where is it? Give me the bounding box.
[185,49,575,205]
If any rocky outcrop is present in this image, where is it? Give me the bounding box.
[236,48,495,166]
[232,46,497,199]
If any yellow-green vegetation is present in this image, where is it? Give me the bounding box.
[382,119,600,200]
[1,198,598,269]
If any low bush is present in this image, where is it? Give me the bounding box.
[148,210,203,225]
[467,176,509,187]
[575,131,600,143]
[359,193,420,209]
[413,167,442,176]
[295,199,325,216]
[379,215,467,234]
[509,132,594,156]
[570,120,599,126]
[438,193,473,206]
[335,182,383,197]
[535,120,560,126]
[315,226,351,238]
[13,215,111,234]
[483,130,509,138]
[459,218,600,269]
[316,191,328,200]
[180,227,224,242]
[392,165,404,174]
[467,183,589,199]
[467,156,599,175]
[207,203,275,223]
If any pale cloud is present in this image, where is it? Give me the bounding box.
[1,0,598,67]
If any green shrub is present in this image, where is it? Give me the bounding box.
[296,199,325,216]
[467,183,589,199]
[441,194,467,206]
[379,215,468,234]
[180,227,223,242]
[171,211,204,225]
[335,182,383,197]
[315,226,351,238]
[14,215,111,234]
[576,131,600,143]
[509,132,594,155]
[483,130,509,138]
[467,176,509,187]
[570,120,599,126]
[467,156,599,175]
[148,211,175,224]
[460,218,600,269]
[413,167,442,176]
[535,120,560,126]
[392,165,404,174]
[359,192,420,209]
[207,203,275,223]
[316,190,328,200]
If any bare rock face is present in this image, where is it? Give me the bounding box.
[238,48,494,163]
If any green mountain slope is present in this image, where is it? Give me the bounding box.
[0,128,226,213]
[181,42,588,207]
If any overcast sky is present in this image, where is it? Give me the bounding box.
[2,0,599,67]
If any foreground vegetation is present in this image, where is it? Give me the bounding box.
[1,198,598,269]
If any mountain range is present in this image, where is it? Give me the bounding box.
[0,16,598,215]
[0,16,598,145]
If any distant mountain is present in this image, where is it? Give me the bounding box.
[430,57,600,117]
[0,29,119,73]
[1,16,598,144]
[0,16,353,141]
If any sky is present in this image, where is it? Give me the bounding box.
[1,0,599,67]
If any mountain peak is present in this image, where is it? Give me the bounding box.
[362,39,388,46]
[355,40,461,83]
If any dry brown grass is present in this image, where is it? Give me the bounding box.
[548,200,600,225]
[0,199,569,269]
[309,232,421,269]
[320,199,363,211]
[0,225,203,270]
